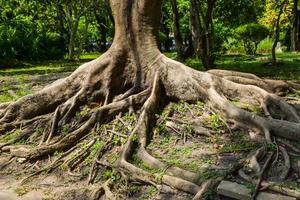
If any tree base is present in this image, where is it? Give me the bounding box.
[1,51,300,199]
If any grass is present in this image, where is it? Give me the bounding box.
[0,52,299,104]
[0,53,101,103]
[0,53,101,77]
[185,52,300,80]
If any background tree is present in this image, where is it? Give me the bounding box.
[262,0,290,65]
[92,0,113,52]
[291,0,300,51]
[170,0,185,60]
[0,0,66,66]
[235,23,269,55]
[52,0,94,60]
[190,0,215,70]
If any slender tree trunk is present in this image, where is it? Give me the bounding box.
[272,0,286,65]
[99,24,108,52]
[160,9,171,52]
[68,19,80,61]
[78,17,89,56]
[190,0,215,70]
[170,0,185,61]
[95,13,109,52]
[291,0,299,52]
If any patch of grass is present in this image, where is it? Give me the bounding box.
[219,141,259,153]
[130,153,164,174]
[90,140,104,157]
[102,169,120,181]
[281,181,300,192]
[180,52,300,80]
[61,124,71,134]
[0,52,101,78]
[197,168,225,182]
[140,185,157,200]
[0,82,32,103]
[0,129,21,143]
[14,186,30,196]
[173,100,187,113]
[149,136,206,172]
[209,113,225,133]
[231,101,263,116]
[126,185,141,197]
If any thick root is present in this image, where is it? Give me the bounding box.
[0,52,299,199]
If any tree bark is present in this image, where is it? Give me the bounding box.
[95,14,109,52]
[68,19,79,61]
[291,0,299,52]
[190,0,215,70]
[272,0,287,65]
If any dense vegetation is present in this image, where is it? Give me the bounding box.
[0,0,299,68]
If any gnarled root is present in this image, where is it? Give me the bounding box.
[0,53,300,199]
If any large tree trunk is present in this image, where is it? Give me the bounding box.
[1,0,300,198]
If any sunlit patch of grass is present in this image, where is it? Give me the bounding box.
[79,52,101,60]
[0,52,102,78]
[14,186,30,196]
[0,83,32,103]
[166,52,300,80]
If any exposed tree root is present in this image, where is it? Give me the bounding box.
[239,169,300,198]
[0,56,299,198]
[91,179,117,200]
[1,1,300,198]
[251,150,274,200]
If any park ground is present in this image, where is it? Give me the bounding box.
[0,52,300,200]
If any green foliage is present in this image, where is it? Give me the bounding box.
[140,186,157,200]
[215,0,264,27]
[61,124,71,134]
[235,23,269,55]
[209,113,225,133]
[90,140,104,157]
[102,169,120,181]
[0,0,66,65]
[257,37,273,53]
[14,186,30,196]
[0,129,21,143]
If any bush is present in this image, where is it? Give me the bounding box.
[257,37,273,54]
[223,37,245,54]
[235,23,269,55]
[213,20,233,53]
[34,32,66,60]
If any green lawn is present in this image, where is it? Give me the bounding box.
[0,53,101,78]
[185,52,300,80]
[1,52,299,79]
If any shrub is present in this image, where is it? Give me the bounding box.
[223,37,245,54]
[235,23,269,55]
[257,37,273,54]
